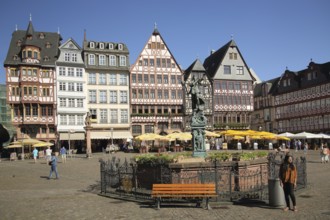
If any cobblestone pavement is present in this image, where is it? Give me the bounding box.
[0,150,329,220]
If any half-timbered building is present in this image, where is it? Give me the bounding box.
[203,40,256,130]
[4,20,61,143]
[182,59,213,130]
[273,61,330,133]
[130,26,183,136]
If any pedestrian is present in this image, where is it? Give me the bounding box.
[279,154,297,212]
[60,146,67,163]
[304,142,308,155]
[32,147,38,163]
[321,145,329,163]
[48,152,59,180]
[45,146,52,164]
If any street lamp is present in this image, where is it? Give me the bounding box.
[21,132,24,161]
[68,129,75,157]
[110,128,114,146]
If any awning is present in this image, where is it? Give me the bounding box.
[60,132,85,140]
[91,131,133,140]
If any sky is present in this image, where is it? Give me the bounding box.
[1,0,329,84]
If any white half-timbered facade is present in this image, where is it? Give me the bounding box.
[130,26,183,136]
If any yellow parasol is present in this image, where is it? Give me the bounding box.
[33,142,54,147]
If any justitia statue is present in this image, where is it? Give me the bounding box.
[182,75,207,157]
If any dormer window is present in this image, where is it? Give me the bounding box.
[109,43,113,49]
[44,56,50,61]
[99,43,104,49]
[13,55,18,60]
[118,44,123,50]
[45,42,51,48]
[39,33,45,39]
[17,40,22,47]
[90,42,95,48]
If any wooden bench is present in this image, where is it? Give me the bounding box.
[151,183,217,210]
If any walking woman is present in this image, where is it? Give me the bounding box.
[279,154,297,211]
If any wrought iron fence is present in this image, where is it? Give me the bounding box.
[99,152,307,203]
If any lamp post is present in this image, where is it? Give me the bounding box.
[110,128,114,146]
[68,129,75,157]
[21,132,24,161]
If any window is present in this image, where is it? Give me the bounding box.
[132,89,137,98]
[150,59,154,66]
[177,90,182,99]
[32,105,38,116]
[118,44,123,50]
[76,68,83,77]
[109,55,116,66]
[65,53,70,61]
[89,73,96,84]
[99,73,106,84]
[144,89,149,98]
[157,75,162,84]
[150,75,155,84]
[158,90,162,99]
[90,42,95,48]
[67,68,74,77]
[60,115,67,125]
[77,99,83,107]
[99,90,107,103]
[120,74,127,85]
[99,55,106,65]
[71,53,77,62]
[68,98,75,107]
[42,88,50,96]
[234,82,241,90]
[99,43,104,49]
[33,51,38,59]
[68,82,75,91]
[143,59,149,66]
[110,109,118,123]
[156,58,161,67]
[33,87,37,96]
[90,109,97,120]
[163,75,168,84]
[120,109,128,123]
[100,109,108,123]
[171,75,176,84]
[59,82,66,91]
[162,59,166,67]
[132,74,136,83]
[150,89,155,98]
[76,83,83,92]
[120,91,128,103]
[59,67,66,76]
[138,74,142,83]
[138,89,143,98]
[110,91,117,103]
[164,90,169,99]
[119,56,126,66]
[88,54,95,65]
[69,115,75,125]
[236,66,244,75]
[109,43,113,49]
[48,107,53,116]
[89,90,96,103]
[224,65,231,74]
[229,53,238,60]
[171,90,176,99]
[77,115,84,125]
[132,125,142,134]
[177,75,182,84]
[109,73,116,85]
[144,74,149,84]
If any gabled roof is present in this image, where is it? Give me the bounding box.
[203,39,255,81]
[59,38,82,50]
[203,40,232,78]
[4,21,62,66]
[130,26,182,74]
[184,59,205,79]
[254,77,280,97]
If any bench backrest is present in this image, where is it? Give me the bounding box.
[152,184,216,196]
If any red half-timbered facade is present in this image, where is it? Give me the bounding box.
[203,40,256,130]
[4,20,61,142]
